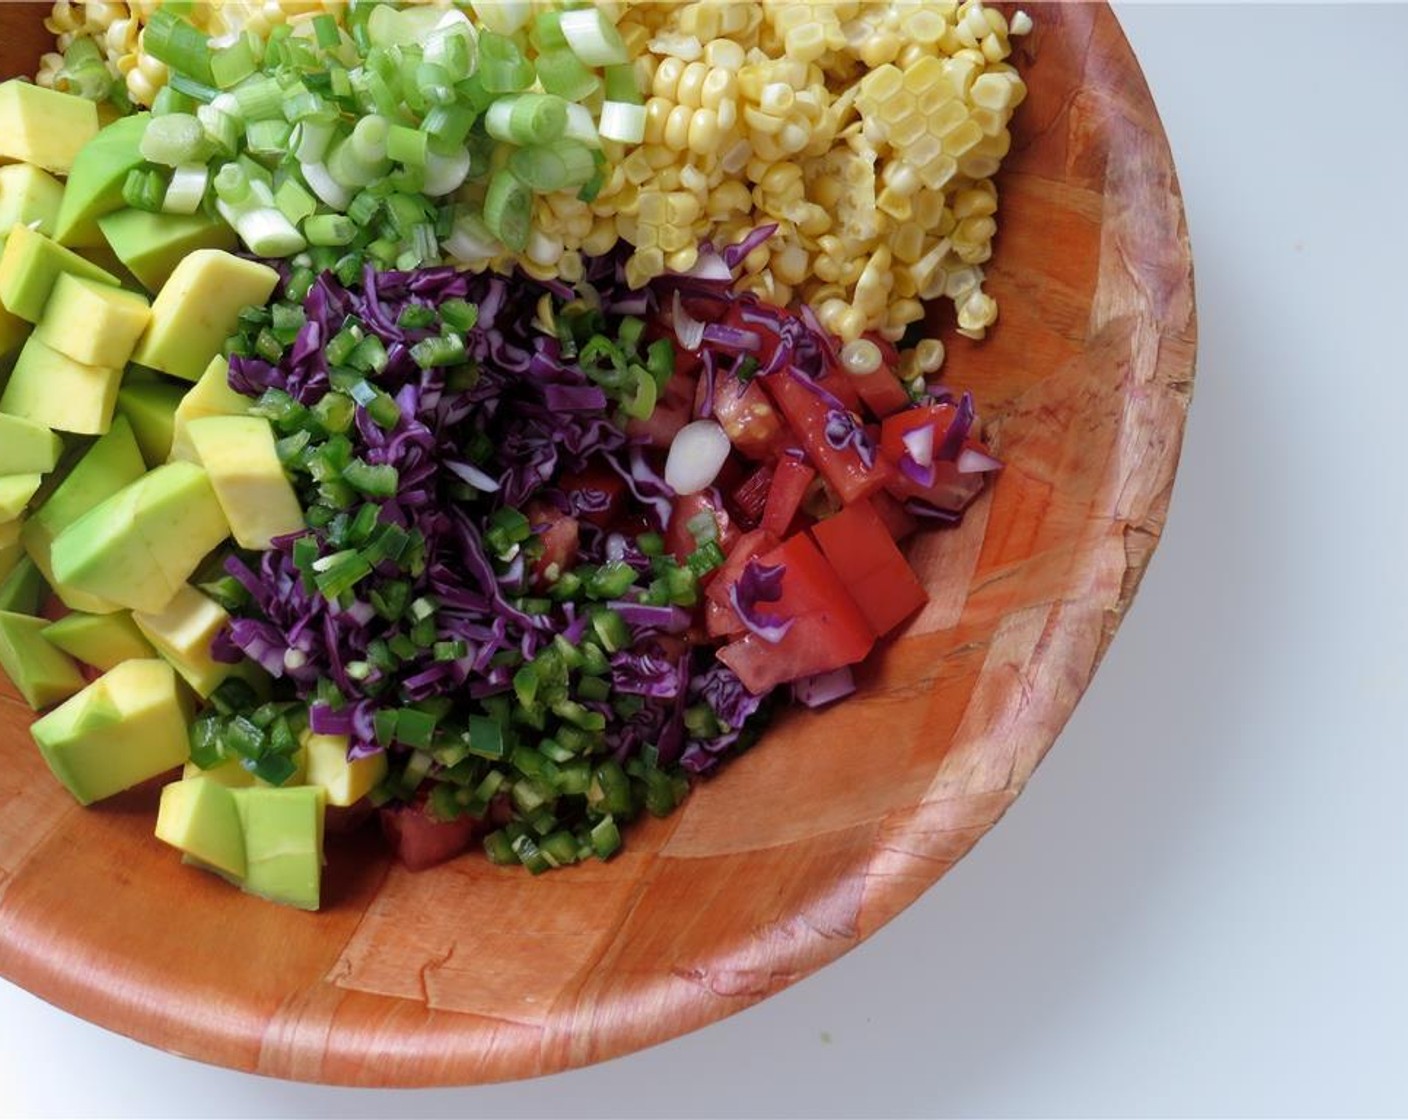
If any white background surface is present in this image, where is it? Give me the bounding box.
[4,4,1407,1117]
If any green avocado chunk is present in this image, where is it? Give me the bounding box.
[0,519,21,584]
[133,250,280,382]
[41,610,155,671]
[97,209,236,295]
[30,658,190,806]
[230,785,326,910]
[53,113,151,249]
[23,414,146,615]
[187,415,305,549]
[0,80,100,175]
[0,164,65,243]
[34,272,151,369]
[168,356,250,463]
[0,555,46,614]
[0,473,43,522]
[0,413,62,474]
[156,776,247,880]
[132,583,234,697]
[0,334,122,435]
[115,378,185,466]
[49,461,231,615]
[0,610,86,710]
[0,224,121,324]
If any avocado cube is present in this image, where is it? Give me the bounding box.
[0,474,42,521]
[0,518,21,583]
[115,379,185,466]
[183,756,255,789]
[0,610,85,710]
[31,658,190,806]
[0,80,100,175]
[0,554,46,614]
[22,414,145,615]
[0,334,122,435]
[156,777,247,879]
[168,356,250,463]
[185,416,304,550]
[133,251,280,382]
[0,414,62,474]
[0,164,65,243]
[53,114,151,249]
[98,209,237,296]
[34,272,151,368]
[50,461,230,615]
[41,610,155,671]
[0,224,121,323]
[0,302,28,359]
[132,583,233,697]
[305,732,388,807]
[230,785,326,911]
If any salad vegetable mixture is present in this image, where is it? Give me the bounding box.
[0,0,1027,908]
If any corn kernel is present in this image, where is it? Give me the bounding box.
[772,243,810,285]
[836,306,867,342]
[700,68,737,109]
[913,338,945,373]
[653,56,686,99]
[877,187,913,222]
[644,97,673,145]
[704,37,746,71]
[676,61,709,107]
[715,97,739,132]
[954,215,997,246]
[744,105,786,135]
[785,23,827,64]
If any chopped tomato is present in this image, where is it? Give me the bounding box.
[558,464,628,528]
[833,334,912,419]
[869,489,919,541]
[706,374,787,460]
[665,490,739,565]
[716,533,874,694]
[729,462,774,527]
[525,500,580,589]
[811,499,928,636]
[380,803,479,871]
[705,596,745,639]
[762,369,894,505]
[761,454,815,538]
[705,527,780,608]
[879,402,990,513]
[626,368,696,449]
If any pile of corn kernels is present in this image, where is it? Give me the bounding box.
[38,0,1029,373]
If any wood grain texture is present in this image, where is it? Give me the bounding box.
[0,2,1196,1086]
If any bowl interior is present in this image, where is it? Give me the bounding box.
[0,2,1194,1087]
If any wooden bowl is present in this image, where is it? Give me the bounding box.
[0,2,1195,1086]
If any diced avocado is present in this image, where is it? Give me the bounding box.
[185,416,304,549]
[0,224,120,323]
[0,164,65,243]
[41,610,155,671]
[53,113,151,249]
[0,334,121,435]
[133,251,280,382]
[0,302,28,359]
[0,518,21,583]
[0,474,42,521]
[0,414,62,474]
[0,610,85,710]
[115,379,184,466]
[132,583,233,697]
[305,732,388,807]
[23,414,145,614]
[183,756,255,789]
[230,785,326,910]
[0,80,100,175]
[34,272,150,368]
[169,356,250,463]
[156,777,246,879]
[98,209,237,296]
[0,555,46,614]
[30,658,190,806]
[49,461,230,615]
